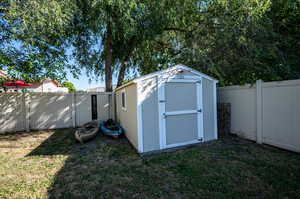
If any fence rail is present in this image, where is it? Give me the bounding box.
[219,79,300,153]
[0,92,112,133]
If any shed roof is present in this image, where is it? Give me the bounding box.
[115,64,218,91]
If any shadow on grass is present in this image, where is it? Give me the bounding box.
[27,128,135,157]
[27,128,141,198]
[24,130,300,199]
[26,129,78,156]
[0,130,49,142]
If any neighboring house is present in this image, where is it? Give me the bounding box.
[87,85,116,92]
[25,79,69,93]
[0,70,7,79]
[87,87,106,92]
[0,72,69,93]
[0,70,8,93]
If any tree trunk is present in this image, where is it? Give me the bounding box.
[105,20,113,92]
[116,36,136,87]
[117,60,128,87]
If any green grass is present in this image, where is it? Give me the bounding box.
[0,129,299,199]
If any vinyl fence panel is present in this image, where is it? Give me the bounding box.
[29,93,73,130]
[0,92,112,133]
[0,93,26,133]
[219,79,300,153]
[261,81,300,153]
[75,94,92,126]
[96,93,110,121]
[75,93,110,126]
[218,85,257,141]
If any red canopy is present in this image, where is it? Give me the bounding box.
[4,80,33,87]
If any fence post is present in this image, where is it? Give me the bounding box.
[24,93,30,132]
[72,93,76,128]
[108,93,111,119]
[256,79,263,144]
[110,92,116,120]
[113,92,117,121]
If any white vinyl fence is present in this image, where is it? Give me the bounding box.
[219,79,300,153]
[0,92,112,133]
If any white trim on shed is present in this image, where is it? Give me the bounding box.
[115,64,218,92]
[136,82,144,153]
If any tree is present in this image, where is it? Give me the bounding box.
[3,0,299,87]
[268,0,300,78]
[137,0,300,86]
[4,0,199,91]
[0,77,6,91]
[0,0,75,82]
[62,81,76,92]
[173,0,279,85]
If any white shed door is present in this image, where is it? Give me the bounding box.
[158,79,204,149]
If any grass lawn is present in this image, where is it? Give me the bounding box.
[0,129,299,199]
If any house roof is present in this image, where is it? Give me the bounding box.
[26,79,62,87]
[0,71,62,87]
[0,70,8,78]
[43,79,62,87]
[115,64,218,91]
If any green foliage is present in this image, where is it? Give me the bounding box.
[1,0,76,82]
[0,77,6,89]
[2,0,202,89]
[137,0,300,86]
[61,81,76,92]
[68,0,200,84]
[1,0,300,87]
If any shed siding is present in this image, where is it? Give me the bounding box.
[203,78,216,141]
[116,84,139,149]
[140,77,160,152]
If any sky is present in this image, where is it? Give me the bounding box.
[2,37,126,91]
[65,70,118,91]
[65,71,101,91]
[1,19,124,91]
[65,65,139,91]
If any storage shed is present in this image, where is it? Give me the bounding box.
[115,64,218,153]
